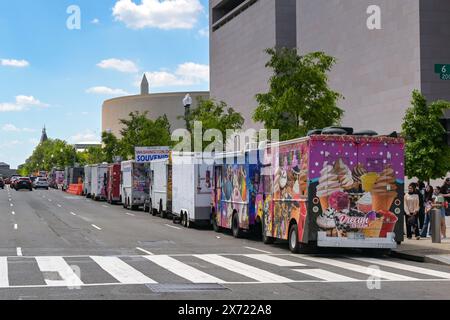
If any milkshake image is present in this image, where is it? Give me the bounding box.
[334,158,354,190]
[371,166,398,211]
[352,163,367,190]
[360,172,379,192]
[316,163,342,210]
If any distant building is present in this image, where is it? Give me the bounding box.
[73,143,102,152]
[0,162,18,178]
[102,75,209,137]
[40,126,48,143]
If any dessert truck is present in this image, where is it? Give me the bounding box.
[106,163,121,204]
[212,150,262,238]
[171,152,214,228]
[147,156,172,218]
[120,160,150,210]
[91,163,108,201]
[83,165,93,197]
[257,134,405,252]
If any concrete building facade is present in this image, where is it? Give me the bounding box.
[102,76,209,137]
[209,0,450,134]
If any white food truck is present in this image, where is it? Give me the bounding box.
[91,163,108,201]
[83,165,93,197]
[172,152,214,228]
[147,157,172,218]
[120,160,150,210]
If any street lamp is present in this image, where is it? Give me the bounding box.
[183,93,192,131]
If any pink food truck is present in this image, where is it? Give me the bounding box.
[256,133,405,252]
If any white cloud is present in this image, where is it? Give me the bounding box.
[69,130,100,144]
[1,59,30,68]
[112,0,203,30]
[198,27,209,38]
[86,86,129,96]
[0,95,49,112]
[91,18,100,24]
[142,62,209,88]
[97,58,138,73]
[2,124,36,132]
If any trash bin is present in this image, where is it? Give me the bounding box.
[431,209,441,243]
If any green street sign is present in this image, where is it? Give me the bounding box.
[440,73,450,80]
[435,64,450,74]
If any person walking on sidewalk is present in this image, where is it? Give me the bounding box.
[414,182,425,232]
[441,178,450,217]
[405,183,421,240]
[420,185,434,238]
[433,187,447,240]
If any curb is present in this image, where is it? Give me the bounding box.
[390,250,450,266]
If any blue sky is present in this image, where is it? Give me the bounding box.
[0,0,209,168]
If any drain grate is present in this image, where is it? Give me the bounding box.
[146,283,228,293]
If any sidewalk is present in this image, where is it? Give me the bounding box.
[390,217,450,265]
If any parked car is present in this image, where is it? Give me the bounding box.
[0,177,4,189]
[10,175,20,188]
[33,177,49,190]
[15,177,33,191]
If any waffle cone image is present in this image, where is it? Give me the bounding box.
[319,196,329,211]
[371,193,397,211]
[363,218,384,238]
[371,165,398,211]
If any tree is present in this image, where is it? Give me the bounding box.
[180,98,245,150]
[102,131,122,163]
[253,48,344,141]
[119,111,173,159]
[402,90,450,181]
[77,146,105,165]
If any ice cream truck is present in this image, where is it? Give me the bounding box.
[257,133,405,252]
[106,163,121,204]
[91,163,108,201]
[83,165,93,197]
[120,160,150,210]
[171,152,214,228]
[212,149,262,238]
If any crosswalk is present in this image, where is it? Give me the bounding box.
[1,254,450,289]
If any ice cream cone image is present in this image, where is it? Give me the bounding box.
[360,172,379,192]
[316,163,342,211]
[372,193,397,211]
[363,218,384,238]
[334,158,354,190]
[319,196,329,211]
[370,166,398,211]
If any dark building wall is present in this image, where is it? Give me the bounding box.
[419,0,450,118]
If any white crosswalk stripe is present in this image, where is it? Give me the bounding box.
[0,257,8,288]
[194,254,294,283]
[294,269,358,282]
[90,256,156,284]
[244,254,306,267]
[35,256,83,287]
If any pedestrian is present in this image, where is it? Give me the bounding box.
[404,183,421,240]
[433,187,447,240]
[420,185,434,238]
[441,178,450,218]
[412,182,425,232]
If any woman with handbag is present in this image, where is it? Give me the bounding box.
[404,184,420,240]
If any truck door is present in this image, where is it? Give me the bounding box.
[214,165,223,226]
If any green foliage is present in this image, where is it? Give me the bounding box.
[401,90,450,181]
[253,48,344,141]
[102,131,122,163]
[77,146,105,165]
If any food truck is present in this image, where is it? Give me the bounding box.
[83,165,93,197]
[212,149,262,238]
[120,160,150,210]
[106,163,121,204]
[48,169,64,189]
[91,163,108,201]
[171,152,214,228]
[63,166,84,191]
[255,133,405,252]
[147,157,172,218]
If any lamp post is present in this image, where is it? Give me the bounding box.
[183,93,192,131]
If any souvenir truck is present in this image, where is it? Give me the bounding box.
[106,163,121,204]
[146,157,172,218]
[120,160,150,210]
[255,133,405,253]
[212,149,262,238]
[83,165,93,197]
[91,163,108,201]
[171,152,214,228]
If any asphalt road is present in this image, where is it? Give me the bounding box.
[1,185,449,300]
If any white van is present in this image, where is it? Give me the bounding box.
[172,152,214,228]
[120,160,150,210]
[83,165,93,197]
[147,158,172,218]
[91,163,108,201]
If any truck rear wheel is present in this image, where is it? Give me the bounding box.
[288,224,300,253]
[232,213,243,238]
[212,213,221,233]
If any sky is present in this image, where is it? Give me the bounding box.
[0,0,210,168]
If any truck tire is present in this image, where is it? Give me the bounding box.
[160,200,167,219]
[232,213,243,238]
[181,212,187,227]
[288,224,300,253]
[151,200,157,216]
[212,213,221,233]
[185,213,191,229]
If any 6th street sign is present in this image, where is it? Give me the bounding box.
[435,64,450,80]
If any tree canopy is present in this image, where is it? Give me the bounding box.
[253,48,344,140]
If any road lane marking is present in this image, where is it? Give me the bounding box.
[13,224,17,230]
[35,256,83,287]
[294,269,358,282]
[16,247,22,256]
[165,224,181,230]
[57,204,62,208]
[0,257,8,288]
[352,257,450,279]
[70,212,77,216]
[102,205,109,208]
[293,256,417,281]
[136,247,153,255]
[48,199,52,202]
[244,247,272,254]
[244,254,305,267]
[10,203,13,207]
[11,211,15,215]
[91,224,102,230]
[90,256,156,284]
[144,255,225,284]
[195,254,294,283]
[125,212,135,217]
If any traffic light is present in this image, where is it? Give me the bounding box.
[440,118,450,147]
